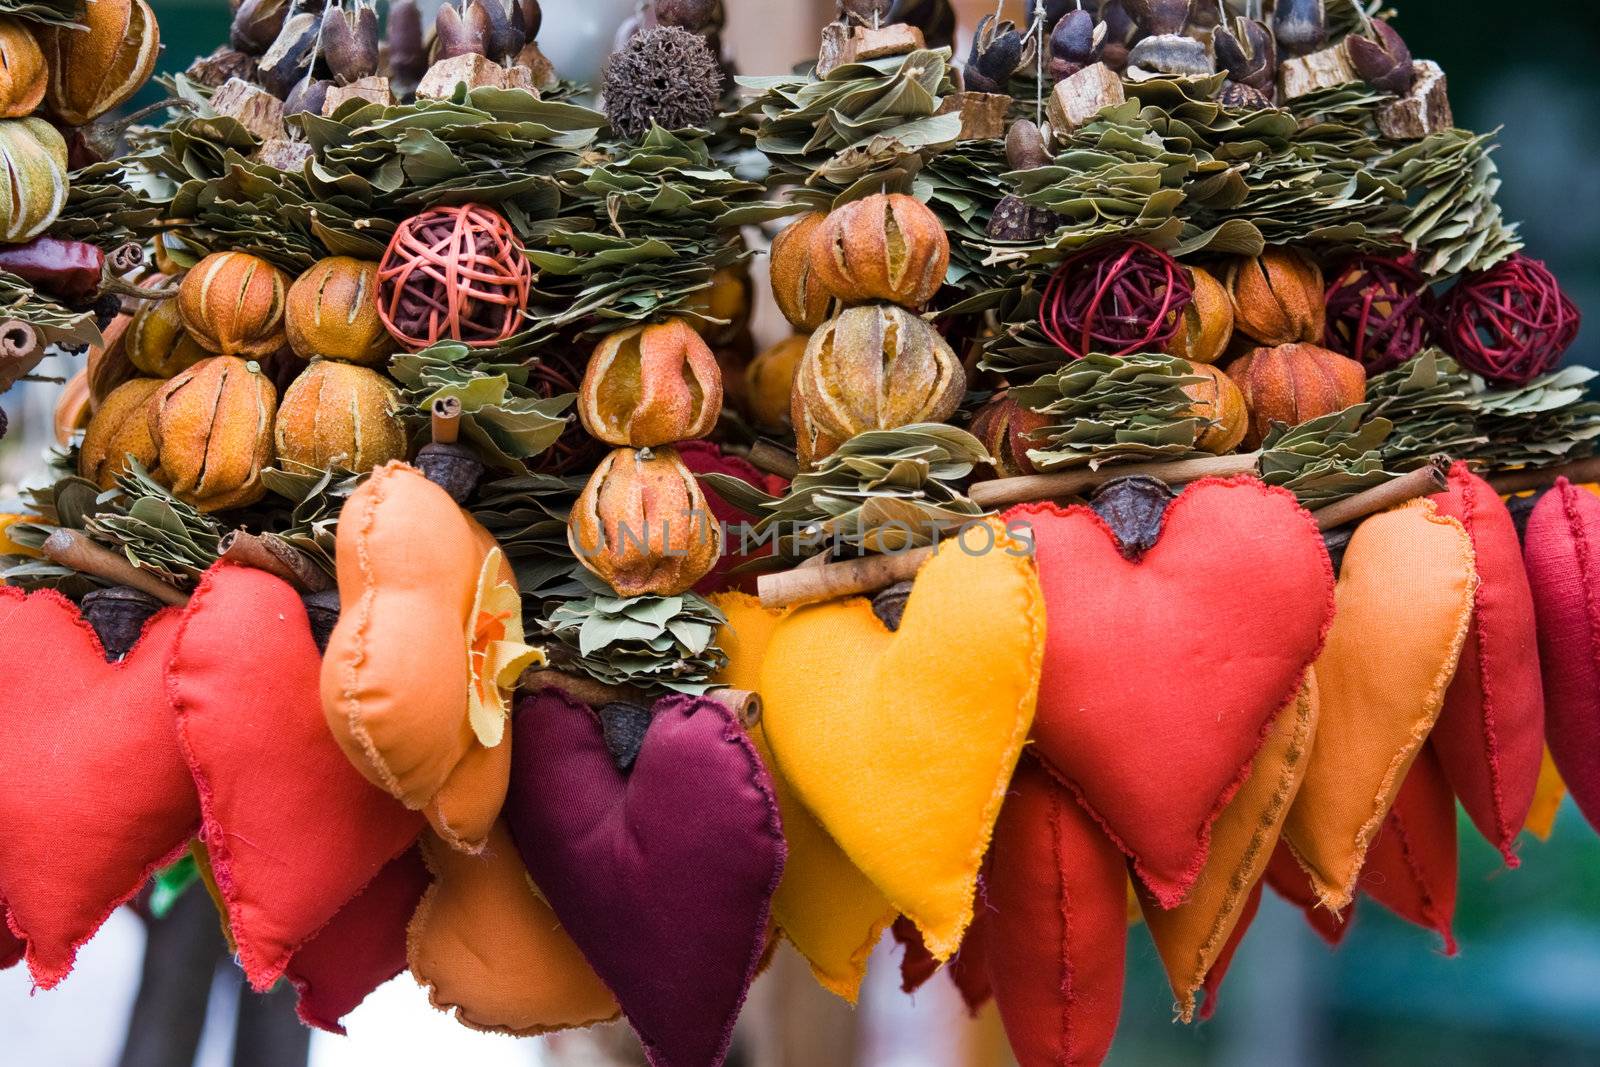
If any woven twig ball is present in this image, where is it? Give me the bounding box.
[377,204,532,350]
[1442,254,1580,385]
[1039,241,1193,359]
[529,348,608,476]
[1323,255,1436,374]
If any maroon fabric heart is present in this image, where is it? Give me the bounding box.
[0,588,199,988]
[891,906,993,1015]
[505,691,785,1067]
[285,846,431,1033]
[169,564,424,990]
[1007,477,1334,906]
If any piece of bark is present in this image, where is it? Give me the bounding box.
[1377,60,1452,140]
[848,22,925,62]
[321,75,394,115]
[816,21,852,79]
[936,91,1011,140]
[1047,62,1124,136]
[415,53,536,99]
[256,138,314,170]
[1278,41,1356,100]
[209,77,287,141]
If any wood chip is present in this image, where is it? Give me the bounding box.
[416,53,537,99]
[1378,61,1453,140]
[936,91,1011,140]
[1047,62,1125,136]
[1278,41,1357,100]
[322,76,394,115]
[208,77,286,142]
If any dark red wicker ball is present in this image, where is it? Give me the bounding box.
[1038,241,1193,359]
[1442,254,1581,385]
[1322,254,1436,373]
[527,348,607,476]
[377,204,532,351]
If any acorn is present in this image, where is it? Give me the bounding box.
[1213,15,1276,93]
[1048,8,1104,83]
[1346,19,1415,95]
[1272,0,1326,58]
[319,1,379,86]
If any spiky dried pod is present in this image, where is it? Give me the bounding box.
[1212,15,1275,91]
[1346,19,1414,94]
[602,26,722,140]
[1272,0,1325,57]
[320,2,379,85]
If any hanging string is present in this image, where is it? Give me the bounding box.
[1035,0,1048,127]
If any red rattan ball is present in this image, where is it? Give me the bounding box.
[1038,241,1193,359]
[378,204,532,350]
[527,348,608,476]
[1442,254,1581,385]
[1323,254,1436,373]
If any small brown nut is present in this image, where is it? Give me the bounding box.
[80,377,164,489]
[807,193,951,310]
[274,360,407,473]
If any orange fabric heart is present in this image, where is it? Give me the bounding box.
[0,588,199,988]
[1008,477,1335,907]
[1284,500,1476,909]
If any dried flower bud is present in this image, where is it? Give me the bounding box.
[1212,16,1276,92]
[149,356,278,512]
[1271,0,1325,58]
[275,360,406,473]
[578,319,724,447]
[1346,19,1414,95]
[1223,247,1325,347]
[319,2,379,85]
[568,446,722,597]
[1005,118,1050,171]
[80,377,163,489]
[467,0,527,61]
[520,0,542,39]
[965,13,1031,95]
[1047,9,1104,82]
[808,192,950,309]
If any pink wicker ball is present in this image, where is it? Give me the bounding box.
[1322,255,1436,373]
[1442,254,1580,385]
[378,204,532,350]
[1038,241,1193,359]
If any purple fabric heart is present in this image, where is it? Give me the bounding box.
[506,691,785,1067]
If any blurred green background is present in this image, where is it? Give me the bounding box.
[129,2,1600,1064]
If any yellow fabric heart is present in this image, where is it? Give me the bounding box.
[1143,674,1319,1022]
[759,525,1045,960]
[1283,500,1477,910]
[710,592,894,1003]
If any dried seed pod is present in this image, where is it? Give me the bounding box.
[1181,362,1248,454]
[386,0,427,94]
[185,46,261,90]
[965,13,1031,95]
[274,360,406,473]
[258,9,322,98]
[1127,33,1214,77]
[744,335,806,433]
[987,194,1057,242]
[413,441,484,502]
[1090,476,1176,559]
[0,119,69,243]
[1271,0,1325,58]
[82,586,163,661]
[126,297,210,378]
[231,0,291,55]
[80,377,164,489]
[177,251,292,358]
[1123,0,1192,36]
[283,73,331,117]
[1346,19,1414,95]
[808,193,950,310]
[0,17,47,119]
[1166,265,1234,364]
[471,0,527,60]
[433,2,485,60]
[1224,247,1326,347]
[1212,15,1276,92]
[40,0,159,125]
[792,305,965,466]
[149,356,278,512]
[578,319,724,447]
[1048,8,1104,82]
[1006,118,1050,171]
[602,26,722,140]
[320,2,380,85]
[1218,79,1272,109]
[1224,342,1366,449]
[769,212,832,331]
[969,390,1051,478]
[568,445,722,597]
[520,0,542,39]
[285,256,390,365]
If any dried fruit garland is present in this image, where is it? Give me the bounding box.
[0,3,1595,1067]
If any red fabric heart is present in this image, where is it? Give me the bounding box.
[169,565,423,991]
[1265,842,1350,946]
[1429,462,1544,865]
[678,440,788,596]
[0,918,22,970]
[986,756,1127,1067]
[1525,480,1600,832]
[0,588,199,988]
[1007,477,1335,906]
[1198,878,1262,1022]
[285,846,430,1033]
[1358,745,1458,953]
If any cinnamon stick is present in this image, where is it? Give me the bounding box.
[0,319,42,393]
[747,440,800,481]
[967,452,1261,510]
[431,396,462,445]
[1309,464,1448,531]
[41,529,189,606]
[757,546,934,610]
[1489,457,1600,495]
[217,529,331,593]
